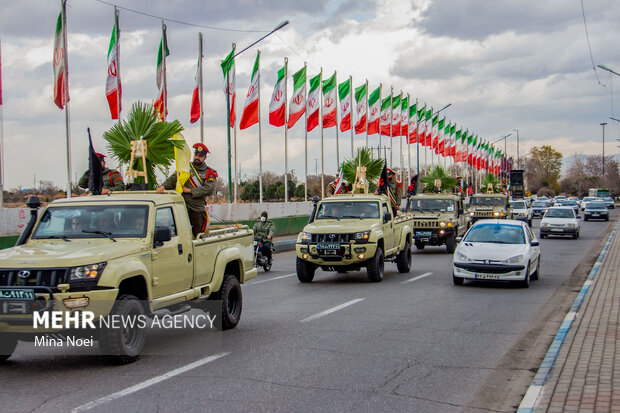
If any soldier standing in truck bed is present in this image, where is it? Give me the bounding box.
[78,153,125,194]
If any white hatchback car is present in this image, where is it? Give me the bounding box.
[539,207,580,239]
[452,220,541,287]
[510,200,533,226]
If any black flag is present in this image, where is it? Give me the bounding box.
[377,164,388,195]
[406,174,418,196]
[87,128,103,195]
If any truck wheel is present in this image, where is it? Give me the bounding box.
[217,274,243,330]
[0,335,18,362]
[414,240,425,250]
[296,257,316,283]
[452,273,464,286]
[396,241,412,273]
[99,294,146,364]
[367,247,384,282]
[445,234,456,254]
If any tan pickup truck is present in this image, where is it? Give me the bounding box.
[0,192,256,363]
[296,195,413,282]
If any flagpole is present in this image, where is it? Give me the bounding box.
[399,90,403,183]
[320,68,324,199]
[232,43,239,203]
[62,0,72,198]
[257,50,263,204]
[284,57,289,203]
[161,21,167,122]
[425,107,430,171]
[349,75,354,158]
[304,62,308,202]
[335,71,339,171]
[114,7,121,125]
[415,100,420,194]
[226,68,232,203]
[407,93,411,185]
[378,83,382,159]
[365,79,369,149]
[389,86,393,168]
[198,32,204,144]
[0,35,4,207]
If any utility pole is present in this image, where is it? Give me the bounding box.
[601,122,607,183]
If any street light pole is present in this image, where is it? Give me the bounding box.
[513,129,520,169]
[600,122,607,182]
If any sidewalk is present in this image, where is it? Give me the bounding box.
[519,217,620,412]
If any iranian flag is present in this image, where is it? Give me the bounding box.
[417,106,427,145]
[53,8,69,109]
[400,96,409,137]
[220,46,236,127]
[239,51,260,130]
[434,117,444,153]
[467,134,475,165]
[391,93,401,137]
[354,82,367,134]
[154,26,170,120]
[407,102,418,143]
[306,72,321,132]
[442,122,451,157]
[428,114,438,147]
[338,78,352,132]
[454,129,463,161]
[380,95,392,136]
[366,86,381,135]
[322,72,337,128]
[424,109,433,146]
[287,66,306,128]
[105,20,121,119]
[189,56,201,124]
[450,124,457,157]
[268,65,286,127]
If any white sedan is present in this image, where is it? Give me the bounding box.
[452,219,541,287]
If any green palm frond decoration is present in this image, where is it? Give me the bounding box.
[341,148,385,188]
[481,173,501,193]
[420,166,456,193]
[103,102,185,189]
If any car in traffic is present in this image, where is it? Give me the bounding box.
[539,207,580,239]
[583,201,609,221]
[452,220,541,287]
[561,199,580,218]
[579,197,598,210]
[602,197,615,209]
[531,201,549,218]
[510,200,533,226]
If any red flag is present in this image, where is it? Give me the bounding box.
[190,57,201,123]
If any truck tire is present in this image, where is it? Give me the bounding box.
[414,240,425,250]
[296,257,316,283]
[445,234,456,254]
[217,274,243,330]
[99,294,146,364]
[367,247,384,282]
[396,240,412,273]
[0,334,18,362]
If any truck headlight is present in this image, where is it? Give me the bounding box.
[69,263,106,281]
[502,255,523,264]
[440,221,447,227]
[469,212,474,216]
[354,231,371,243]
[299,232,312,243]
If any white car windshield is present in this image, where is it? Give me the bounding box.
[32,205,149,239]
[532,202,547,207]
[511,201,526,209]
[316,201,380,219]
[544,209,574,218]
[464,223,525,244]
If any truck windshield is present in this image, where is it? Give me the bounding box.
[32,205,149,239]
[316,201,380,219]
[470,197,505,206]
[408,199,455,212]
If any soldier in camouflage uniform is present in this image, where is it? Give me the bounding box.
[78,153,125,194]
[386,168,404,215]
[156,143,217,237]
[326,173,349,196]
[252,211,275,263]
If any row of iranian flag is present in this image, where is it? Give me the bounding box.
[228,49,506,174]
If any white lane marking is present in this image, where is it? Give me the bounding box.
[247,273,295,285]
[72,352,230,412]
[401,272,433,284]
[300,298,365,323]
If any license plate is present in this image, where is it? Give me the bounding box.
[416,231,432,237]
[322,250,338,255]
[592,213,599,216]
[474,273,500,280]
[318,243,340,250]
[0,288,35,300]
[552,228,563,232]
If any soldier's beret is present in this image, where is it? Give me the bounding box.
[193,143,210,155]
[95,153,106,159]
[387,168,396,175]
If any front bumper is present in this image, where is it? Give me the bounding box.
[512,214,529,221]
[413,228,454,245]
[540,227,579,235]
[296,242,378,266]
[584,212,608,220]
[453,262,526,281]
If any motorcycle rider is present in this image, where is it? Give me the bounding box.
[253,211,275,264]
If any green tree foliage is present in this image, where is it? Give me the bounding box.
[103,102,185,189]
[420,166,456,193]
[524,145,562,194]
[341,147,384,189]
[481,173,501,193]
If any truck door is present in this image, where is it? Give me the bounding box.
[151,206,193,298]
[382,202,396,252]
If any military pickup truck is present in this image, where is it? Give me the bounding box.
[0,192,256,363]
[406,193,467,253]
[296,195,413,283]
[466,193,512,226]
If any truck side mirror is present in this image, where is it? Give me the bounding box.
[383,211,391,223]
[458,208,463,215]
[154,226,172,247]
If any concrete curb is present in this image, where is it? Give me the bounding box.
[273,239,297,253]
[517,217,620,412]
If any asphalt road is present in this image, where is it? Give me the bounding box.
[2,209,617,413]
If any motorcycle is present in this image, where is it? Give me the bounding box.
[254,237,272,272]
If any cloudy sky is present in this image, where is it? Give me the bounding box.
[1,0,619,190]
